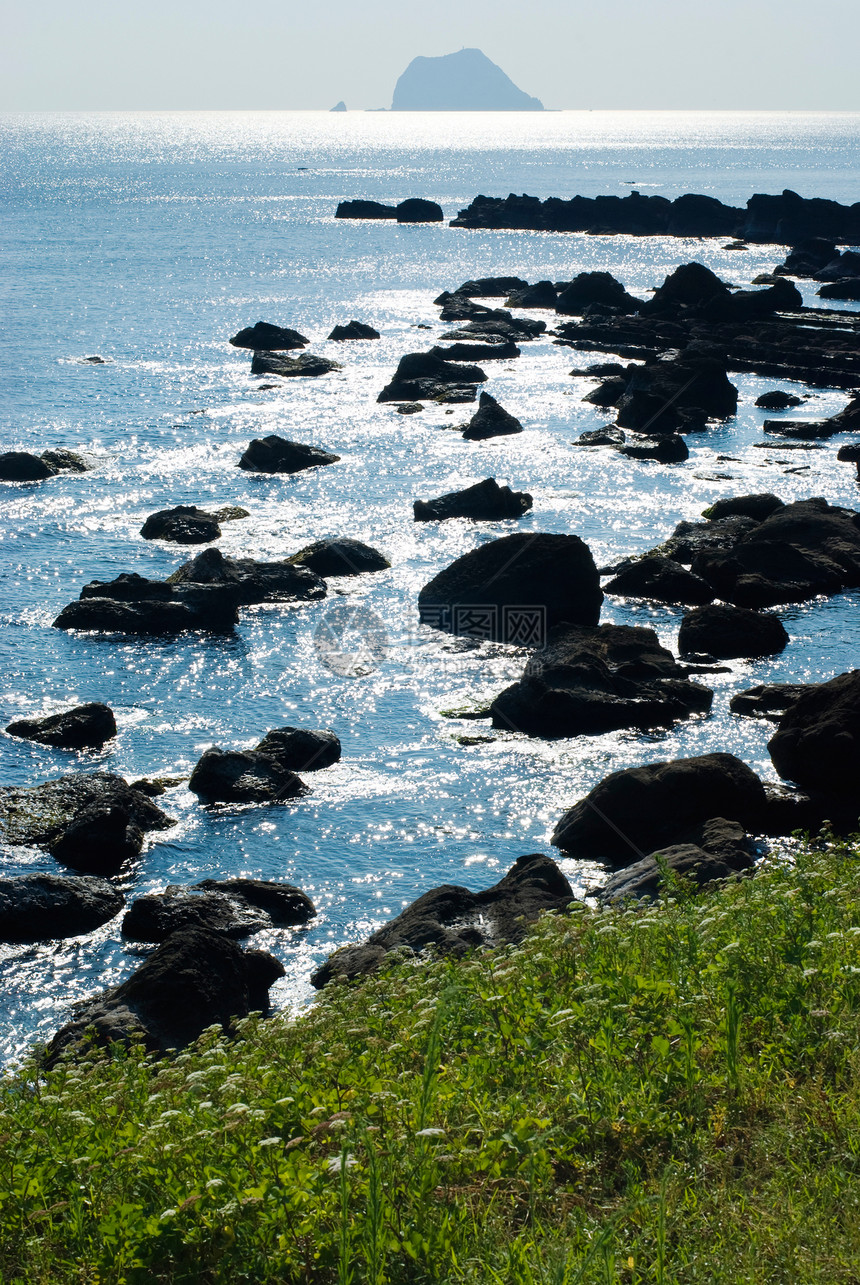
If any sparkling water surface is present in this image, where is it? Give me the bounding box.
[1,110,859,1062]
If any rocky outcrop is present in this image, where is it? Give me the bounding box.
[311,853,570,987]
[555,272,640,316]
[140,505,222,544]
[41,448,89,473]
[46,927,285,1061]
[253,726,342,771]
[702,494,785,522]
[229,322,308,351]
[238,435,341,473]
[599,818,756,903]
[0,773,174,874]
[6,703,117,750]
[551,752,767,862]
[249,352,341,378]
[395,199,444,223]
[0,452,57,482]
[0,874,125,943]
[188,747,310,806]
[755,391,803,410]
[288,539,390,577]
[767,670,860,797]
[489,623,712,738]
[461,392,524,440]
[604,557,715,605]
[54,574,241,634]
[677,604,789,659]
[327,320,380,340]
[817,279,860,301]
[730,683,808,719]
[505,281,558,309]
[377,352,488,403]
[413,477,532,522]
[167,547,326,605]
[335,200,398,220]
[418,532,603,642]
[619,435,688,463]
[447,276,529,298]
[391,49,543,112]
[122,879,315,942]
[430,339,520,362]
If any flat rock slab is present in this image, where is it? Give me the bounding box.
[0,873,125,943]
[238,435,341,474]
[6,702,117,750]
[122,878,315,942]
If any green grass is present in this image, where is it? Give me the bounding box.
[4,837,860,1283]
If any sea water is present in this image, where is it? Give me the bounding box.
[1,110,859,1063]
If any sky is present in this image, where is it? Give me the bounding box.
[2,0,859,112]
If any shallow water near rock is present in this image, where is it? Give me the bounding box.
[2,110,860,1063]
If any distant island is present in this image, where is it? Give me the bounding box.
[391,48,544,112]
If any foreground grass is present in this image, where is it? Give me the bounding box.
[3,839,860,1283]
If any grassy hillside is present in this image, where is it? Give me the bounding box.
[3,836,860,1283]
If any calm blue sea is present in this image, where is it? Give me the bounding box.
[1,110,859,1063]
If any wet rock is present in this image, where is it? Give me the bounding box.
[830,395,860,431]
[451,276,529,297]
[653,515,761,563]
[254,727,341,771]
[122,879,315,942]
[396,198,444,223]
[461,391,524,440]
[229,322,308,351]
[0,451,56,482]
[599,818,756,902]
[555,272,640,315]
[703,494,785,522]
[551,752,767,861]
[818,279,860,301]
[311,852,573,986]
[0,874,125,944]
[730,683,808,719]
[643,263,732,314]
[779,238,839,277]
[489,622,712,738]
[755,391,804,410]
[54,578,240,634]
[396,402,423,414]
[0,772,174,871]
[763,418,837,439]
[419,531,603,641]
[6,703,117,751]
[289,538,390,577]
[615,354,738,431]
[768,670,860,797]
[582,376,628,408]
[837,443,860,463]
[46,927,285,1061]
[704,277,803,321]
[250,352,341,378]
[40,448,89,473]
[335,199,398,220]
[814,250,860,282]
[168,546,326,604]
[575,426,626,447]
[378,351,488,403]
[414,477,532,522]
[619,435,689,463]
[188,745,310,806]
[327,320,380,340]
[140,505,222,544]
[505,280,557,308]
[677,604,789,659]
[604,556,715,605]
[238,435,341,473]
[81,354,107,364]
[430,339,520,361]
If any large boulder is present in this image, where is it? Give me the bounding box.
[0,451,56,481]
[396,198,444,223]
[378,352,488,403]
[642,263,732,314]
[460,391,524,441]
[703,277,803,321]
[768,670,860,797]
[619,435,688,463]
[613,355,738,432]
[730,683,808,719]
[41,448,89,473]
[489,622,712,738]
[599,818,756,903]
[249,352,341,378]
[505,281,557,309]
[188,747,309,805]
[311,853,572,986]
[414,477,532,522]
[677,604,789,659]
[0,874,125,943]
[122,879,315,942]
[450,276,529,297]
[335,200,397,220]
[288,538,390,577]
[551,752,767,861]
[604,556,715,605]
[418,532,603,642]
[238,435,341,474]
[755,391,803,411]
[555,272,640,315]
[167,546,325,605]
[54,575,240,634]
[140,505,222,544]
[6,702,117,750]
[230,322,308,351]
[327,320,380,340]
[703,494,785,522]
[0,773,174,873]
[46,927,285,1061]
[253,727,341,771]
[817,279,860,301]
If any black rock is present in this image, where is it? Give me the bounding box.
[6,703,117,750]
[452,276,529,297]
[763,419,837,439]
[582,376,628,408]
[311,853,572,987]
[755,391,804,410]
[677,604,789,659]
[489,622,712,738]
[730,683,808,719]
[418,531,603,641]
[250,352,341,378]
[46,927,285,1060]
[396,403,423,414]
[768,670,860,797]
[0,874,125,944]
[575,426,626,448]
[335,200,398,220]
[289,538,390,577]
[327,320,380,340]
[556,272,640,316]
[818,279,860,301]
[188,747,310,805]
[837,443,860,463]
[0,451,56,481]
[122,879,315,942]
[414,477,532,522]
[643,263,732,313]
[505,281,557,308]
[229,322,308,351]
[53,585,239,635]
[254,727,342,771]
[830,396,860,431]
[140,505,222,544]
[551,752,768,861]
[652,515,761,564]
[703,277,803,321]
[168,546,326,605]
[461,391,524,440]
[238,435,341,474]
[604,556,715,605]
[41,448,89,473]
[599,818,756,902]
[619,435,689,463]
[378,351,488,403]
[396,198,444,223]
[703,494,785,522]
[430,340,520,362]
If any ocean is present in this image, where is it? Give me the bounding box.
[1,109,859,1063]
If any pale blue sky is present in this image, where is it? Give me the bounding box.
[3,0,858,111]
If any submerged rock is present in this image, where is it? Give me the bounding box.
[288,538,390,577]
[461,391,524,441]
[229,322,308,351]
[168,546,326,604]
[0,874,125,944]
[677,604,789,659]
[768,670,860,797]
[238,435,340,474]
[6,703,117,750]
[413,477,532,522]
[311,852,570,987]
[122,879,315,942]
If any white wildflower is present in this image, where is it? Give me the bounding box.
[415,1127,445,1137]
[326,1153,357,1174]
[258,1136,282,1148]
[205,1178,224,1189]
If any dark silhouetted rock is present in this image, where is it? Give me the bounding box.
[54,580,240,634]
[0,451,56,481]
[763,418,836,439]
[41,448,89,473]
[452,276,529,297]
[619,435,688,463]
[643,263,731,313]
[238,435,340,474]
[505,281,557,308]
[768,670,860,797]
[289,538,389,577]
[122,879,315,942]
[396,403,423,414]
[391,48,543,112]
[330,101,347,113]
[551,752,767,862]
[704,277,803,321]
[46,927,285,1060]
[556,272,640,316]
[599,818,756,902]
[6,703,117,750]
[229,322,308,351]
[335,200,397,220]
[254,727,341,771]
[311,852,569,987]
[396,198,444,223]
[327,320,380,340]
[830,395,860,431]
[414,477,532,522]
[378,351,487,403]
[575,426,626,447]
[140,505,222,544]
[703,494,785,522]
[489,622,712,738]
[250,352,341,378]
[730,684,808,719]
[818,279,860,301]
[582,376,627,408]
[0,874,125,944]
[419,532,602,641]
[755,391,803,410]
[461,391,524,440]
[604,556,715,605]
[678,604,789,659]
[837,443,860,463]
[430,339,520,361]
[168,546,325,605]
[189,747,309,806]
